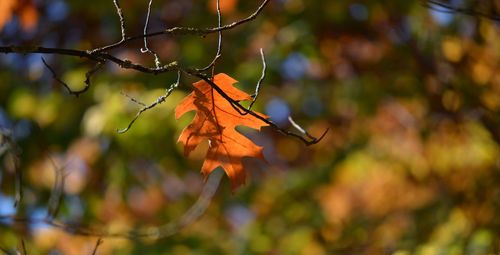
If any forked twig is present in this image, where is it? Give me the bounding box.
[117,71,181,134]
[90,0,271,53]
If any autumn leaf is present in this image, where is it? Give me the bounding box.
[175,73,268,189]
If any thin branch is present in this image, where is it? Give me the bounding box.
[2,46,177,74]
[423,0,500,22]
[90,0,270,53]
[288,116,318,141]
[120,91,146,106]
[140,0,161,68]
[0,0,270,74]
[85,61,105,86]
[91,238,103,255]
[1,0,270,74]
[0,0,323,146]
[114,0,126,40]
[5,51,322,145]
[91,0,129,59]
[247,48,266,111]
[117,71,181,134]
[197,0,223,73]
[41,57,73,93]
[41,57,103,97]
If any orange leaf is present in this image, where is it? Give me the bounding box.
[175,73,268,190]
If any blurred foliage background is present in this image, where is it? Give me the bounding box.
[1,0,500,254]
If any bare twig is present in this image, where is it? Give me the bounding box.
[2,46,176,75]
[114,0,126,41]
[90,0,129,59]
[91,238,103,255]
[117,71,181,134]
[85,61,105,86]
[120,91,146,106]
[1,0,270,73]
[423,0,500,22]
[247,48,266,111]
[41,57,103,97]
[6,55,323,145]
[0,0,324,146]
[140,0,161,68]
[90,0,270,53]
[197,0,223,73]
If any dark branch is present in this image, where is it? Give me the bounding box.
[423,0,500,22]
[41,57,103,97]
[0,0,270,78]
[90,0,270,53]
[0,0,323,145]
[92,238,104,255]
